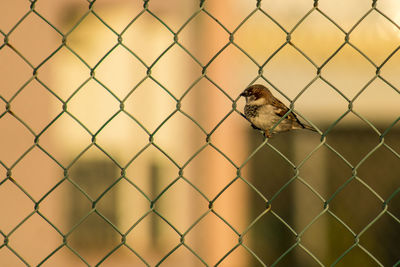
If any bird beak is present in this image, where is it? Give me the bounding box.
[240,92,246,97]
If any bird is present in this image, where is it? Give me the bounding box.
[240,84,316,138]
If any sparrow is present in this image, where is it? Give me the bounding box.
[240,84,316,138]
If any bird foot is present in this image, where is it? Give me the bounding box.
[263,130,271,139]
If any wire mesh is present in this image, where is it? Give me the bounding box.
[1,0,400,266]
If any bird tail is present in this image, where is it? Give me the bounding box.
[302,123,317,132]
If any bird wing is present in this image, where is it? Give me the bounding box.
[271,97,305,127]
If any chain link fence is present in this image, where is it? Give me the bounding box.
[1,0,400,266]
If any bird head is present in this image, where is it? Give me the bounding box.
[240,84,273,105]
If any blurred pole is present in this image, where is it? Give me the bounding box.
[293,132,328,265]
[190,2,250,266]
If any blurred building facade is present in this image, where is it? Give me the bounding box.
[1,0,399,266]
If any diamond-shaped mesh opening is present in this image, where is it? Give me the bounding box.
[350,10,400,65]
[0,179,33,233]
[68,152,120,200]
[360,212,400,266]
[0,46,32,99]
[245,210,297,265]
[383,125,400,155]
[67,212,121,265]
[184,212,239,265]
[295,213,330,265]
[234,10,287,64]
[358,145,400,198]
[325,210,356,264]
[155,112,206,165]
[66,12,117,67]
[67,79,120,133]
[94,45,148,99]
[8,12,62,67]
[205,44,259,90]
[183,145,237,198]
[125,212,181,266]
[36,112,93,166]
[37,177,72,234]
[318,0,371,31]
[182,79,233,132]
[0,1,30,33]
[123,78,177,132]
[354,78,400,127]
[286,179,326,232]
[325,122,382,165]
[10,80,61,133]
[152,45,203,98]
[124,144,179,198]
[291,10,345,66]
[37,46,90,101]
[0,114,33,166]
[263,45,316,98]
[380,49,400,89]
[155,178,209,233]
[322,44,377,99]
[122,11,174,65]
[12,147,62,200]
[89,1,144,33]
[34,1,89,34]
[95,112,149,166]
[212,178,252,232]
[336,245,384,266]
[178,10,230,65]
[7,213,61,266]
[329,179,383,233]
[260,0,313,30]
[1,1,400,266]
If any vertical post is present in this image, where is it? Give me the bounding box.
[189,1,250,265]
[293,132,328,264]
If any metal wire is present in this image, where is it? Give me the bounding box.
[1,0,399,266]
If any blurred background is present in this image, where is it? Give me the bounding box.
[1,0,399,266]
